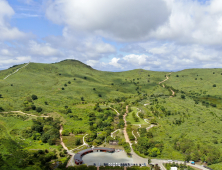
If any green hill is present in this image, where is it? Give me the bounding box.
[1,60,222,169]
[0,59,167,112]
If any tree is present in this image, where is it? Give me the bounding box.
[176,75,179,77]
[0,154,4,167]
[0,94,2,98]
[68,81,71,84]
[98,94,102,97]
[75,138,82,145]
[81,97,84,101]
[36,107,42,113]
[31,94,38,100]
[64,84,67,86]
[0,107,4,112]
[213,84,216,87]
[148,158,151,164]
[181,94,186,99]
[31,105,36,110]
[93,88,96,90]
[61,87,65,90]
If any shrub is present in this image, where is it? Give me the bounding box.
[181,94,186,99]
[68,81,71,84]
[176,75,179,77]
[98,94,102,97]
[75,138,82,145]
[31,94,38,100]
[64,84,67,87]
[213,84,216,87]
[62,130,69,136]
[61,87,65,90]
[36,107,42,113]
[31,105,36,110]
[0,107,4,112]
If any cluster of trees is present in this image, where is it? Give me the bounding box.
[132,112,139,122]
[0,138,61,170]
[173,138,221,165]
[126,125,135,141]
[86,105,117,145]
[23,95,43,113]
[135,137,163,157]
[22,117,60,145]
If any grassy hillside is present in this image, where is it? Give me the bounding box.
[2,60,222,168]
[0,59,167,113]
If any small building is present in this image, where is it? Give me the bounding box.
[170,167,178,170]
[109,140,119,145]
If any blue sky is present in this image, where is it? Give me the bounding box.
[1,0,222,72]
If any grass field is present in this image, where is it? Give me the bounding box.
[126,107,147,125]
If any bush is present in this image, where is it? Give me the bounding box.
[181,94,186,99]
[61,87,65,90]
[213,84,216,87]
[36,107,43,113]
[0,107,4,112]
[31,94,38,100]
[75,138,82,145]
[62,130,70,136]
[98,94,102,97]
[31,105,36,110]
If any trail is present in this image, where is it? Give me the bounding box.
[123,105,131,146]
[109,107,120,115]
[3,62,30,80]
[159,73,175,97]
[132,130,137,144]
[111,129,120,139]
[2,111,49,118]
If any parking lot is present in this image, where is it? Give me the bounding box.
[82,150,134,166]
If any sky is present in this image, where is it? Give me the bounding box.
[0,0,222,72]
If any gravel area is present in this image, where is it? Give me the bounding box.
[82,151,134,166]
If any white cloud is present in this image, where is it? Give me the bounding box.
[86,60,99,67]
[0,56,31,69]
[0,0,28,40]
[109,58,122,68]
[45,0,170,42]
[29,40,60,56]
[123,54,150,66]
[150,0,222,45]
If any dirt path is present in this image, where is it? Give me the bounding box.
[109,107,120,115]
[2,111,49,117]
[123,105,131,146]
[111,129,120,139]
[132,130,138,144]
[3,62,30,80]
[159,73,175,97]
[59,125,69,151]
